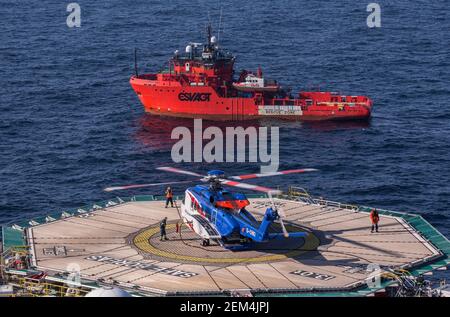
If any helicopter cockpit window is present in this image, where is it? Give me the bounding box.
[221,191,231,198]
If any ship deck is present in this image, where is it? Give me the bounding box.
[19,196,447,296]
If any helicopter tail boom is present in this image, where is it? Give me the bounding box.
[239,207,279,242]
[238,207,307,242]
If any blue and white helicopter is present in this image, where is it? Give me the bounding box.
[105,167,318,248]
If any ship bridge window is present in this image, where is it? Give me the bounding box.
[306,99,313,106]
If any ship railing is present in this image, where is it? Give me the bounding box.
[136,74,157,80]
[271,98,297,106]
[173,73,189,86]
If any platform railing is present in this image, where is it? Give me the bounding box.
[12,276,90,297]
[286,186,359,211]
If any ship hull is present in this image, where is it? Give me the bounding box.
[130,76,372,121]
[141,108,371,121]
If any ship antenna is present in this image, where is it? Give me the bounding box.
[217,7,223,45]
[207,9,212,26]
[207,9,212,46]
[134,48,139,77]
[207,23,212,46]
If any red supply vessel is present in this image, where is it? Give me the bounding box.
[130,26,372,121]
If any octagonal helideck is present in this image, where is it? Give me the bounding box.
[25,196,443,296]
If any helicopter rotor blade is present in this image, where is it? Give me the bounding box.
[220,180,282,194]
[104,180,195,192]
[229,168,318,180]
[156,167,204,177]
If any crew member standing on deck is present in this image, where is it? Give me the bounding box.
[370,209,380,233]
[165,186,174,208]
[160,217,168,241]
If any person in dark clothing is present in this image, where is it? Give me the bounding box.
[165,186,174,208]
[160,217,168,241]
[370,209,380,233]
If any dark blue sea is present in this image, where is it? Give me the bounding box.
[1,0,449,278]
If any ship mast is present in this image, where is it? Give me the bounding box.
[206,23,212,47]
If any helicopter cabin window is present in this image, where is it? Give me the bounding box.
[221,191,232,199]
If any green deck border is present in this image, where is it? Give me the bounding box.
[2,194,449,297]
[1,226,26,250]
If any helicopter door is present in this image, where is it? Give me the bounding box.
[211,209,217,225]
[211,209,221,228]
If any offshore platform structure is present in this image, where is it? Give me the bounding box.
[1,179,449,297]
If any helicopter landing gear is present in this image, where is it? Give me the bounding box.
[202,239,210,246]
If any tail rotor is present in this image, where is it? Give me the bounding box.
[268,191,289,238]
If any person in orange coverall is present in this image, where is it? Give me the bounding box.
[370,209,380,233]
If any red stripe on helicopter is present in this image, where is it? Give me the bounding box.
[157,166,203,177]
[232,169,313,180]
[188,192,206,218]
[222,180,276,193]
